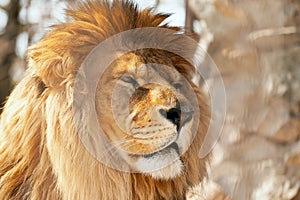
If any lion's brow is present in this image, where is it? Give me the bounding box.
[112,54,142,79]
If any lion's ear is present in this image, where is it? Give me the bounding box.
[28,52,64,88]
[26,23,102,88]
[27,34,81,88]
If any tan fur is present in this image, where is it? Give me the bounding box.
[0,1,210,199]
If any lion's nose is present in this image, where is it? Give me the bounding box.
[159,107,181,129]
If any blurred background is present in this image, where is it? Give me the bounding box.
[0,0,299,199]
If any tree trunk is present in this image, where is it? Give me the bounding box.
[0,0,21,113]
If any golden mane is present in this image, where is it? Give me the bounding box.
[0,1,210,199]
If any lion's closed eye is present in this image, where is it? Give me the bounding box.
[173,82,183,90]
[120,75,139,88]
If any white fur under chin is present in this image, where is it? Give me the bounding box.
[134,148,183,180]
[149,159,183,180]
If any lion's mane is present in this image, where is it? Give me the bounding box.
[0,1,210,199]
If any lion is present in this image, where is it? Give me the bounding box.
[0,1,210,199]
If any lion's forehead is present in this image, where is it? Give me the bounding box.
[130,84,178,107]
[112,53,142,79]
[111,52,181,83]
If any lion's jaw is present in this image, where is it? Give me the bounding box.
[96,54,198,180]
[127,118,195,180]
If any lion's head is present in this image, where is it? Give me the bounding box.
[0,1,210,199]
[91,51,203,180]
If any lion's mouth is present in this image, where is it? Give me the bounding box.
[143,142,180,158]
[141,112,193,158]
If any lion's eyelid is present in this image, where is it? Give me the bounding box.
[120,75,139,88]
[173,82,183,89]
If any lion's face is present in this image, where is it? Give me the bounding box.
[95,52,199,179]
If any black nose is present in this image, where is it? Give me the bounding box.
[159,108,181,129]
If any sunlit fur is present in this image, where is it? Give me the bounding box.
[0,1,210,199]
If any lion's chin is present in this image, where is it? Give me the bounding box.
[148,159,183,180]
[133,147,183,180]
